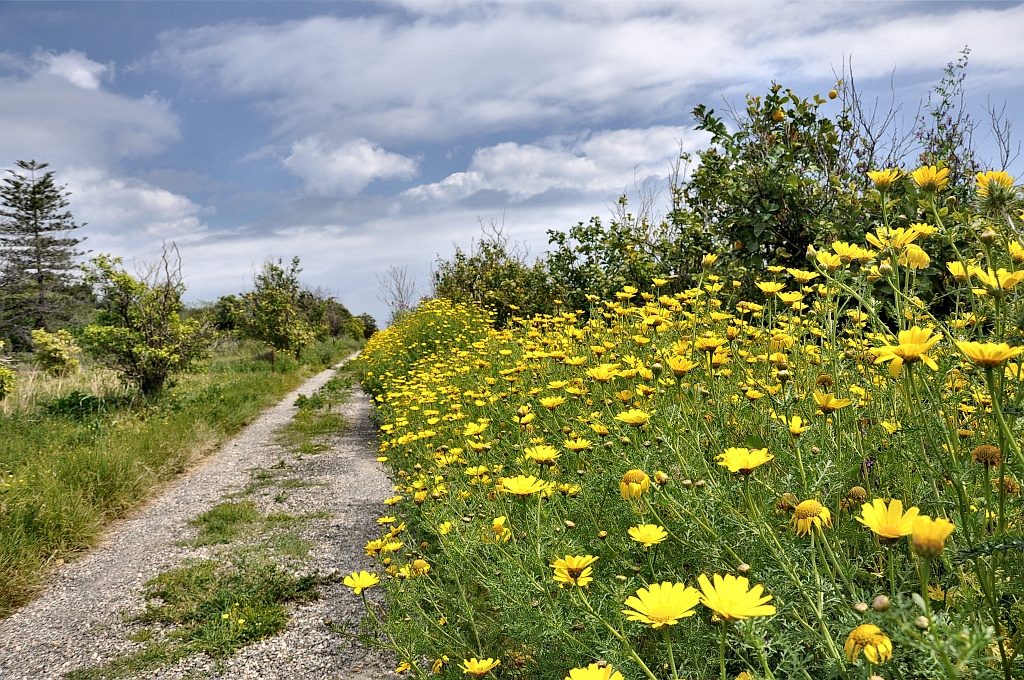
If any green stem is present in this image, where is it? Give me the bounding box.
[719,624,727,680]
[575,590,660,680]
[663,628,679,680]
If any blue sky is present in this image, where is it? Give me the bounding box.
[1,1,1022,324]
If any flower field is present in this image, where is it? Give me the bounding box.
[351,169,1023,679]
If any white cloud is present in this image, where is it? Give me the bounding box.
[64,166,208,255]
[0,61,178,166]
[282,136,418,195]
[36,50,109,90]
[405,125,708,201]
[153,3,1024,146]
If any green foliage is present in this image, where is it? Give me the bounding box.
[0,336,347,617]
[431,227,553,326]
[684,84,864,274]
[82,251,211,396]
[0,160,89,347]
[0,339,13,399]
[209,294,241,331]
[357,312,378,338]
[188,501,263,546]
[237,257,315,360]
[915,47,980,204]
[30,328,80,376]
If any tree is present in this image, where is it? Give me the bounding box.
[377,264,418,325]
[0,160,88,346]
[432,224,552,327]
[82,247,211,396]
[357,313,378,338]
[237,257,314,361]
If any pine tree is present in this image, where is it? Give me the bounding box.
[0,160,87,346]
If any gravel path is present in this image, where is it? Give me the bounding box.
[0,360,396,679]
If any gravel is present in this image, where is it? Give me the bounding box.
[0,360,397,679]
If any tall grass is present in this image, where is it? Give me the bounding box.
[0,335,360,617]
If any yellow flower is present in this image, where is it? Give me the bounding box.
[1010,241,1024,263]
[866,226,920,251]
[976,170,1014,199]
[870,326,940,378]
[696,573,776,621]
[539,396,566,410]
[716,447,773,474]
[564,437,592,451]
[551,554,598,588]
[956,340,1024,367]
[621,581,701,628]
[565,663,624,680]
[814,391,852,414]
[898,243,930,270]
[856,498,920,540]
[756,281,785,295]
[911,165,950,192]
[586,363,620,383]
[620,469,651,499]
[779,414,809,437]
[628,523,668,548]
[792,499,832,536]
[816,251,843,270]
[911,516,955,558]
[844,624,893,664]
[786,267,819,284]
[667,355,700,376]
[946,261,970,281]
[694,336,727,353]
[867,168,901,189]
[461,657,501,676]
[463,421,488,436]
[491,516,512,543]
[614,409,650,427]
[972,267,1024,291]
[499,475,548,497]
[343,570,380,595]
[524,444,560,466]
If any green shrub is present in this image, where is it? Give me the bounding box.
[82,252,212,396]
[30,328,80,376]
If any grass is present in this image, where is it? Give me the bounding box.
[66,550,327,679]
[274,367,355,454]
[69,453,338,679]
[188,501,263,546]
[0,334,361,618]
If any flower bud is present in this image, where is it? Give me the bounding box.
[872,594,890,612]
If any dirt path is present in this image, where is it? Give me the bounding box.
[0,360,396,679]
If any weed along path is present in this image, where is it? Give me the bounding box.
[0,359,396,679]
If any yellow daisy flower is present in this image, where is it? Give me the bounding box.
[844,624,893,664]
[621,581,701,628]
[856,498,920,540]
[696,573,776,621]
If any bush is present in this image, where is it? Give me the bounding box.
[236,258,315,361]
[0,339,14,400]
[31,328,80,376]
[82,251,212,396]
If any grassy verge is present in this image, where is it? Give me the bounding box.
[0,335,360,618]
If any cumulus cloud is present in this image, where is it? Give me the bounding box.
[36,50,109,89]
[64,166,208,255]
[405,125,708,202]
[282,136,418,195]
[0,55,178,166]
